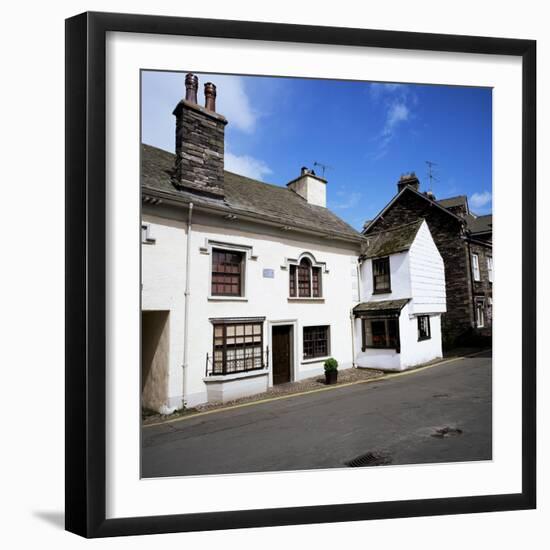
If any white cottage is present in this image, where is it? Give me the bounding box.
[141,73,447,413]
[353,219,447,371]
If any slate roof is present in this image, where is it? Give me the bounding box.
[141,144,362,243]
[465,213,492,235]
[437,195,468,210]
[361,219,423,259]
[353,299,410,315]
[363,186,492,241]
[437,196,492,235]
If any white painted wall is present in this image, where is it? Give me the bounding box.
[142,208,358,408]
[287,174,327,207]
[141,213,187,409]
[400,307,443,367]
[360,251,411,301]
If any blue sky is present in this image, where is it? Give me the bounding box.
[142,71,492,230]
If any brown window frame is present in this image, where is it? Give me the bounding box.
[303,325,330,359]
[361,317,400,352]
[372,257,391,294]
[211,248,245,297]
[289,258,322,298]
[417,315,431,341]
[211,321,264,375]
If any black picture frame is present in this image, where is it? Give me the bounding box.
[65,11,536,538]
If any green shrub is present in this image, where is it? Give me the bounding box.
[324,357,338,372]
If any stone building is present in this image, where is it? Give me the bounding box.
[363,173,492,347]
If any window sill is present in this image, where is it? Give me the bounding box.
[204,368,268,382]
[287,297,325,302]
[208,296,248,302]
[301,356,331,365]
[418,337,432,342]
[362,346,400,353]
[372,290,392,295]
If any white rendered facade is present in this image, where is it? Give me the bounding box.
[142,205,359,409]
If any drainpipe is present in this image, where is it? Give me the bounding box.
[350,308,356,368]
[182,202,194,409]
[466,237,476,332]
[351,257,362,368]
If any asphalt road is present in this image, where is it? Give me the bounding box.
[141,352,492,478]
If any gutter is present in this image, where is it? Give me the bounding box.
[142,187,364,246]
[182,202,194,408]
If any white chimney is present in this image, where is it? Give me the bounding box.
[287,167,327,208]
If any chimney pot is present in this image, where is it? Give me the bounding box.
[173,78,227,198]
[204,82,217,111]
[185,73,198,104]
[397,172,420,194]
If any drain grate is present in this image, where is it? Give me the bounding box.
[346,452,392,467]
[431,426,463,438]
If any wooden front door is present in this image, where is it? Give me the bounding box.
[272,325,292,385]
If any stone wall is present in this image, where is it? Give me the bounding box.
[172,100,227,197]
[469,240,493,338]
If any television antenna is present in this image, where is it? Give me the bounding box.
[313,161,333,178]
[425,160,439,193]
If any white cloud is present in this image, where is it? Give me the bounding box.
[368,82,402,100]
[225,151,272,181]
[384,102,410,134]
[200,74,258,133]
[331,191,362,210]
[470,191,492,209]
[368,83,416,159]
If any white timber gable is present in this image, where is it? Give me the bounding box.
[408,220,446,315]
[354,220,446,371]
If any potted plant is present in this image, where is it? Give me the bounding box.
[324,357,338,385]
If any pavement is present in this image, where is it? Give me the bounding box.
[141,351,492,478]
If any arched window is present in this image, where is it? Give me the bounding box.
[298,258,311,297]
[289,256,322,298]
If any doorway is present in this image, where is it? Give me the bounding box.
[141,310,169,412]
[272,325,293,385]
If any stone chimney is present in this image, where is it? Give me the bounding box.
[172,73,228,198]
[397,172,420,194]
[287,167,327,208]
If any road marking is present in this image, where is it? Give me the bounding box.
[143,350,490,429]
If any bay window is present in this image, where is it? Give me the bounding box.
[211,320,264,375]
[361,317,400,351]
